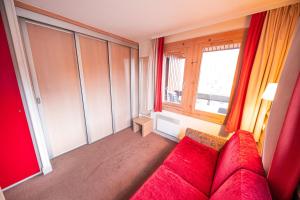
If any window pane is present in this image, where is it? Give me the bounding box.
[163,55,185,104]
[195,45,240,115]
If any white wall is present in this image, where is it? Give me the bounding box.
[139,40,152,57]
[138,39,155,115]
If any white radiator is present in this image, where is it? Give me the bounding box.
[156,114,180,137]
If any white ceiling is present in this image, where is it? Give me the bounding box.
[20,0,298,42]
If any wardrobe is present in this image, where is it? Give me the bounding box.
[20,19,139,158]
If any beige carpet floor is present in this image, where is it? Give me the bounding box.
[4,128,176,200]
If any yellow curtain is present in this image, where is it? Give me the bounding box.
[241,3,300,141]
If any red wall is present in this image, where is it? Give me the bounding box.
[0,13,40,189]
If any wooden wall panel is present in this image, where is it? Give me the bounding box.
[78,35,113,142]
[26,22,86,157]
[109,43,131,132]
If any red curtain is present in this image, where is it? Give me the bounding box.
[154,37,164,112]
[225,12,266,132]
[267,74,300,200]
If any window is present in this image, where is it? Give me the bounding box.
[162,29,245,124]
[163,55,185,104]
[195,44,240,115]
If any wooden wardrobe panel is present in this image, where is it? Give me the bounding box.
[78,35,113,142]
[131,48,139,118]
[26,22,87,157]
[110,43,131,132]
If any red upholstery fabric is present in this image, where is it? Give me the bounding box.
[132,130,271,200]
[211,130,264,193]
[130,165,208,200]
[163,136,218,196]
[210,169,272,200]
[267,75,300,200]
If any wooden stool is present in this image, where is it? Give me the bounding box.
[133,116,153,137]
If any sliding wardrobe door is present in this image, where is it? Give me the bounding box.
[131,48,139,118]
[77,34,113,142]
[109,43,131,132]
[24,22,87,157]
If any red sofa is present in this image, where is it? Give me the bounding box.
[131,129,272,200]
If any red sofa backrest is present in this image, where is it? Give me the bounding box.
[210,130,265,193]
[210,169,272,200]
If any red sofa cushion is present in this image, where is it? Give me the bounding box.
[163,136,218,196]
[210,169,272,200]
[130,165,208,200]
[211,130,265,193]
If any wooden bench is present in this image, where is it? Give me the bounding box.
[133,117,153,137]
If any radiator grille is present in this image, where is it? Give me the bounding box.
[156,114,180,137]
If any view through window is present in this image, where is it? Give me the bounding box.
[163,55,185,104]
[195,44,240,115]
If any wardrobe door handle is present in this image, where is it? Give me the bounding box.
[36,97,41,104]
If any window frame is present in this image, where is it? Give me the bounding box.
[162,46,193,111]
[162,29,246,124]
